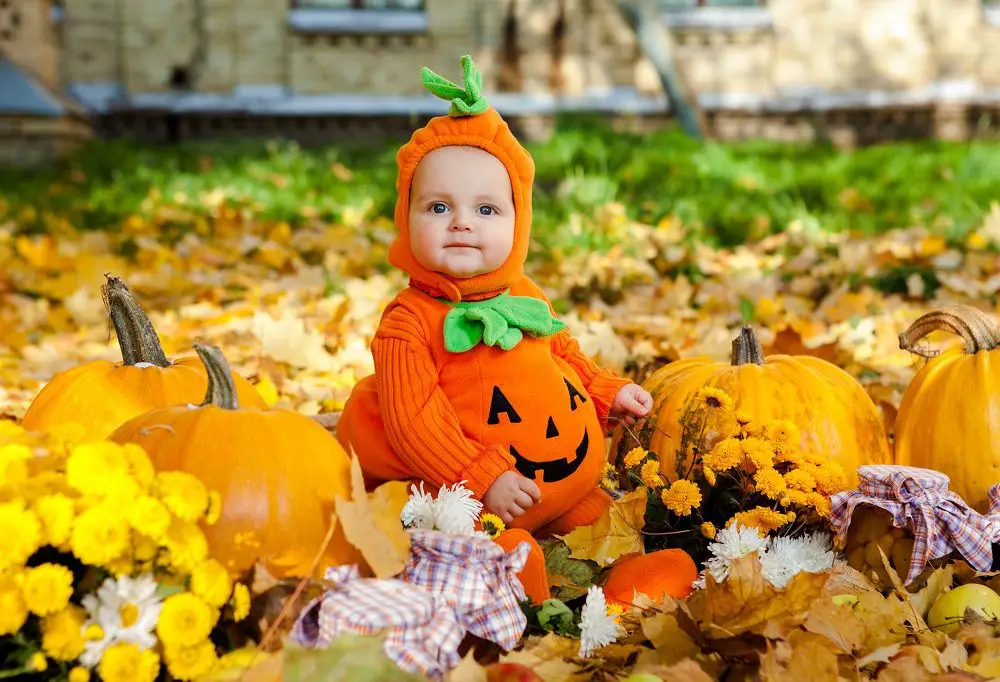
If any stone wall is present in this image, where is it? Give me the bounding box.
[1,0,60,88]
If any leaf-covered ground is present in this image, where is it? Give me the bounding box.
[3,122,1000,679]
[2,120,999,431]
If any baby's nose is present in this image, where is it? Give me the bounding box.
[449,215,472,231]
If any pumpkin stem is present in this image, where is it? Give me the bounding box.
[194,344,240,410]
[101,274,170,368]
[898,303,1000,357]
[731,325,765,366]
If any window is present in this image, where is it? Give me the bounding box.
[294,0,424,8]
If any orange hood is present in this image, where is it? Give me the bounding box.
[389,56,535,303]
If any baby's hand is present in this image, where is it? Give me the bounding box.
[484,471,542,524]
[609,383,653,426]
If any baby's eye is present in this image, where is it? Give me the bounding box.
[430,202,449,214]
[477,205,497,216]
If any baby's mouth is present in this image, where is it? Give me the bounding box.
[445,243,478,249]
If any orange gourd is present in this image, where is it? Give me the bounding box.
[22,275,265,440]
[894,304,1000,512]
[110,344,355,578]
[602,549,699,605]
[615,325,892,487]
[494,528,551,605]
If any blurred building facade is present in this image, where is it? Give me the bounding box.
[3,0,1000,161]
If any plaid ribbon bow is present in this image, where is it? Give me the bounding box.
[290,564,465,679]
[290,530,531,679]
[400,529,530,652]
[829,465,996,586]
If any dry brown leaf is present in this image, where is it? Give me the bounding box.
[333,454,411,578]
[638,658,716,682]
[687,554,829,639]
[853,590,911,651]
[803,596,865,655]
[874,650,937,682]
[557,488,646,566]
[765,324,839,362]
[784,630,843,682]
[641,612,700,664]
[910,564,955,620]
[855,643,903,670]
[500,634,590,682]
[445,651,488,682]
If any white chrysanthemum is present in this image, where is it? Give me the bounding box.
[694,523,769,589]
[760,530,838,589]
[80,573,163,667]
[433,481,482,535]
[578,585,621,658]
[401,482,436,530]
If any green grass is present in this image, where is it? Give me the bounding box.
[2,115,998,251]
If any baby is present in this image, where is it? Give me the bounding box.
[336,56,652,535]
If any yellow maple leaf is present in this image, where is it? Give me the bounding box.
[333,454,411,578]
[557,488,646,566]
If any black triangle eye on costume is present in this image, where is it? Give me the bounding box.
[488,385,521,424]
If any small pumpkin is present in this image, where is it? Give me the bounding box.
[894,304,1000,512]
[110,344,355,578]
[614,325,892,487]
[22,275,265,440]
[602,549,699,605]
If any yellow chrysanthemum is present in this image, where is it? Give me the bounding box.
[693,387,734,412]
[232,583,250,622]
[728,507,796,534]
[128,496,171,541]
[762,420,800,445]
[814,462,848,496]
[734,411,755,432]
[702,465,717,487]
[0,421,25,439]
[65,442,133,498]
[214,647,267,673]
[640,460,664,489]
[205,492,222,526]
[33,494,75,549]
[191,559,232,609]
[0,443,31,489]
[70,504,130,567]
[29,652,48,672]
[84,624,105,641]
[606,602,624,624]
[98,643,160,682]
[0,501,42,570]
[0,575,28,635]
[661,480,702,517]
[157,593,215,648]
[122,444,155,491]
[700,522,716,539]
[778,489,811,508]
[162,518,209,574]
[773,445,805,465]
[156,472,209,523]
[479,513,505,540]
[808,493,832,517]
[741,438,774,470]
[600,463,619,492]
[23,563,74,616]
[41,605,87,661]
[703,438,743,472]
[69,667,90,682]
[164,640,218,681]
[623,447,648,469]
[753,468,787,500]
[783,468,817,493]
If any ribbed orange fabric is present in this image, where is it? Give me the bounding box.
[390,107,535,303]
[337,276,629,532]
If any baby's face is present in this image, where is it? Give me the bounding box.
[408,146,516,279]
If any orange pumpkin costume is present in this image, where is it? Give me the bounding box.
[336,56,629,537]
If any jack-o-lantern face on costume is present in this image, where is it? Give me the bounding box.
[489,378,592,483]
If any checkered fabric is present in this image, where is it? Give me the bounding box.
[289,564,465,680]
[400,529,529,652]
[829,465,995,585]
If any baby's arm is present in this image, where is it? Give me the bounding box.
[372,306,528,507]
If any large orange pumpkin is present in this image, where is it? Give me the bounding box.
[22,275,265,440]
[110,344,355,578]
[894,304,1000,512]
[614,325,892,487]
